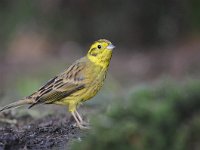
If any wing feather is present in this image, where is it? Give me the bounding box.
[28,60,87,108]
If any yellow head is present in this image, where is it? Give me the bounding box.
[87,39,115,68]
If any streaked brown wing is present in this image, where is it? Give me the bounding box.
[28,84,85,108]
[28,61,86,108]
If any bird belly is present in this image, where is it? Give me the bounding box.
[81,81,103,101]
[54,88,88,106]
[54,73,105,106]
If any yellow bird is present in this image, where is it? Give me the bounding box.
[0,39,114,129]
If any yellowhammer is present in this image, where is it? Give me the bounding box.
[0,39,115,129]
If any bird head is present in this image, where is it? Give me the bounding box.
[87,39,115,67]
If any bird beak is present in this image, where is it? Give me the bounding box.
[107,44,115,50]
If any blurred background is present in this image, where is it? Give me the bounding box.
[1,0,200,91]
[0,0,200,149]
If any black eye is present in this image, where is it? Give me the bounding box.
[97,45,101,49]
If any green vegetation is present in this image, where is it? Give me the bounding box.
[72,80,200,150]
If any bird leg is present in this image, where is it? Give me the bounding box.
[71,112,89,129]
[75,110,83,122]
[75,110,89,126]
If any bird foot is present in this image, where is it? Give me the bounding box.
[72,122,90,129]
[0,118,17,124]
[80,121,90,126]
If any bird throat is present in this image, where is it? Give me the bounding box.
[87,52,112,69]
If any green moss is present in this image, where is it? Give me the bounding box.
[71,80,200,150]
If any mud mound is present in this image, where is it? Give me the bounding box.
[0,114,82,150]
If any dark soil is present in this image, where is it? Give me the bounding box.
[0,112,83,150]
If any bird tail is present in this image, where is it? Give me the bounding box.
[0,98,34,112]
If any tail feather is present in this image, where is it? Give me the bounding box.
[0,99,33,112]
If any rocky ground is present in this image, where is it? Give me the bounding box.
[0,112,84,150]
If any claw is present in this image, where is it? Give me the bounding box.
[76,123,90,129]
[0,118,17,124]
